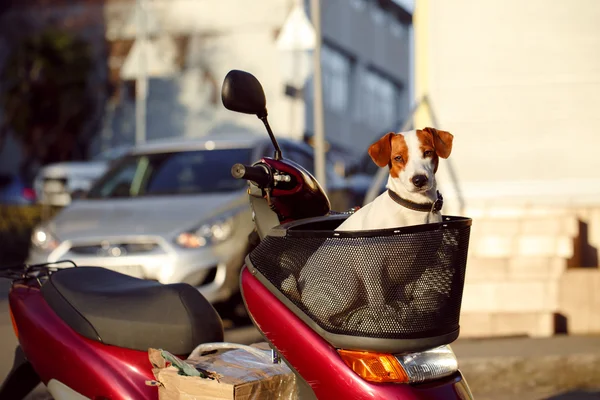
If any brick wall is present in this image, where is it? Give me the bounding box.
[458,207,600,338]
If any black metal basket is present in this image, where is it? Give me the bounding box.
[246,215,472,353]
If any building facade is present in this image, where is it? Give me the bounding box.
[103,0,413,156]
[0,0,413,176]
[303,0,413,153]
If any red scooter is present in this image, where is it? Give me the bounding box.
[0,69,475,399]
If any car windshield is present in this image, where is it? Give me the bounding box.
[86,148,253,198]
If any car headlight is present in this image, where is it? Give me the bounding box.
[31,227,60,251]
[175,217,235,249]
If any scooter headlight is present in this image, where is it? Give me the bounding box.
[338,344,458,384]
[395,345,458,383]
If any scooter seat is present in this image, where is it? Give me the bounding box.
[41,266,224,355]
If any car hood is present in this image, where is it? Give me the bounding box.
[47,191,247,241]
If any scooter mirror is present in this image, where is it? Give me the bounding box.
[221,70,267,118]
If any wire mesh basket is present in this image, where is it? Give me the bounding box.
[247,215,471,349]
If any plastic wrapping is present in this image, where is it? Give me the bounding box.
[148,342,298,400]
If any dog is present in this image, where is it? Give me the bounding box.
[284,127,455,333]
[336,127,454,231]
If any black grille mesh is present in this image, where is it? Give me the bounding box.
[248,219,471,340]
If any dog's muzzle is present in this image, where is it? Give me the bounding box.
[411,174,428,188]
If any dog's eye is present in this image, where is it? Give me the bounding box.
[394,155,404,163]
[423,150,434,158]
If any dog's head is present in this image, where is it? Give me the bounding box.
[368,127,454,194]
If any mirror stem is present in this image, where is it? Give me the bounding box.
[258,115,282,160]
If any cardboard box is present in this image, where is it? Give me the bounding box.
[148,343,298,400]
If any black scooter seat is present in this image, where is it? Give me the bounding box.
[41,267,224,355]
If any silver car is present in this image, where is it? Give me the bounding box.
[27,135,348,304]
[34,145,132,207]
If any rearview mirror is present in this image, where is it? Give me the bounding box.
[221,70,267,117]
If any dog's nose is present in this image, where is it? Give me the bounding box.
[411,174,428,188]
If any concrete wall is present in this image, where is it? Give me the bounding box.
[414,0,600,209]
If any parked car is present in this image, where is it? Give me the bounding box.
[33,145,131,207]
[27,135,350,304]
[0,173,36,205]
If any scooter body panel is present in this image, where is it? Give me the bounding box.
[241,268,472,400]
[9,283,157,400]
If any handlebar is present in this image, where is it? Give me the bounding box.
[231,163,271,187]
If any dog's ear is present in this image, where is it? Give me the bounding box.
[368,132,395,168]
[423,127,453,159]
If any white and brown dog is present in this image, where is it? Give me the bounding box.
[336,127,454,231]
[287,127,455,330]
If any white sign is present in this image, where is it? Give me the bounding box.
[120,4,161,38]
[120,36,178,79]
[276,4,316,52]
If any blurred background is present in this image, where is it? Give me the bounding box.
[0,0,599,399]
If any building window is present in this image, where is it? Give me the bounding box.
[389,16,406,38]
[370,3,386,25]
[350,0,367,11]
[360,69,401,130]
[305,44,352,113]
[322,45,352,113]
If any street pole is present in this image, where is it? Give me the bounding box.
[135,0,148,146]
[310,0,326,192]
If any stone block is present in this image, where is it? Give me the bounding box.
[591,275,600,331]
[471,235,513,258]
[586,208,600,250]
[471,216,579,237]
[558,270,596,333]
[520,216,579,237]
[459,312,555,338]
[457,312,493,337]
[464,257,509,282]
[507,257,567,280]
[462,281,559,313]
[495,281,556,312]
[471,219,521,236]
[490,312,554,338]
[515,235,573,258]
[461,283,498,312]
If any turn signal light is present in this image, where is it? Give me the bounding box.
[337,349,409,383]
[339,345,459,384]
